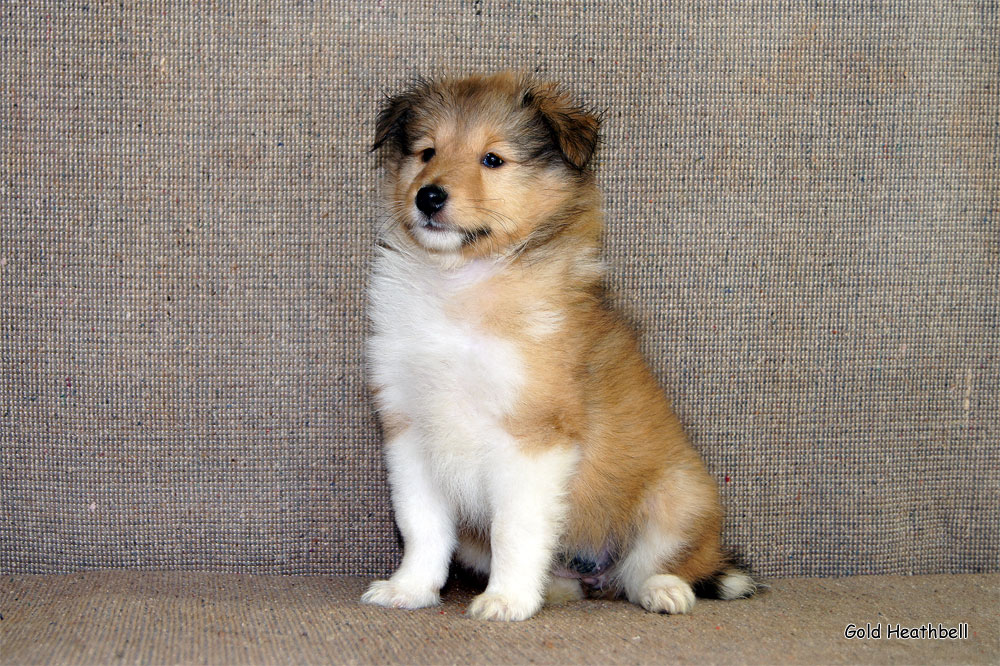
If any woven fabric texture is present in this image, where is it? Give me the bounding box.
[1,2,997,577]
[3,573,998,665]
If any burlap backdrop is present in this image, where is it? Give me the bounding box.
[2,2,997,577]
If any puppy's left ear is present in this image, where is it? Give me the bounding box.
[372,92,413,153]
[524,82,601,171]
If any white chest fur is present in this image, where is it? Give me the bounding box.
[367,249,527,507]
[365,248,584,623]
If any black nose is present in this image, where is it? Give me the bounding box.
[415,185,448,216]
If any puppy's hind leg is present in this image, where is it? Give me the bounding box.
[362,428,456,609]
[455,530,491,578]
[545,577,585,605]
[616,470,728,615]
[616,523,699,615]
[617,521,757,614]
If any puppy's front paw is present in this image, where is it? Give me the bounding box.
[467,592,540,621]
[361,579,440,609]
[636,574,695,614]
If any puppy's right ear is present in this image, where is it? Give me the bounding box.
[372,93,413,153]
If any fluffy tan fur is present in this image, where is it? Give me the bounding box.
[368,72,753,617]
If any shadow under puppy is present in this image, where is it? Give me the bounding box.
[363,72,756,621]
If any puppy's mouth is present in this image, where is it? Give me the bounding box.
[418,217,490,243]
[418,215,451,232]
[410,213,492,250]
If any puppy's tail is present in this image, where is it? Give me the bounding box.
[693,566,765,600]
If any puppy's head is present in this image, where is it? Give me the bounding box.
[373,72,601,260]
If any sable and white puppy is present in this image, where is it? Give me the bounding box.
[362,72,755,621]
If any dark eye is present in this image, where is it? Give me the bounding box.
[420,148,435,162]
[482,152,504,168]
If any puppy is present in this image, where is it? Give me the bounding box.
[362,72,755,621]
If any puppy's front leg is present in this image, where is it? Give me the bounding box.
[467,444,578,622]
[362,428,456,609]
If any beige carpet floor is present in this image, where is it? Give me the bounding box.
[1,572,996,665]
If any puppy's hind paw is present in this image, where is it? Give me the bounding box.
[467,592,541,622]
[636,574,695,615]
[361,579,440,609]
[545,577,584,606]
